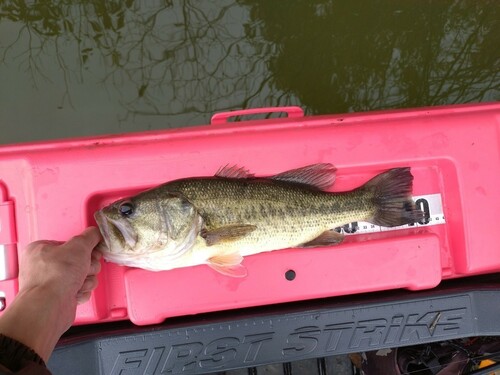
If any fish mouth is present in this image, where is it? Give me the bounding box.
[94,210,139,252]
[94,210,112,252]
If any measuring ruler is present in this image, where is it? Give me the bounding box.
[336,193,445,235]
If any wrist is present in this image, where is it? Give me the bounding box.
[22,285,75,325]
[0,334,46,371]
[0,286,75,362]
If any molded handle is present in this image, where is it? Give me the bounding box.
[211,106,304,125]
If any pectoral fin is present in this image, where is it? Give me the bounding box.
[201,224,257,246]
[208,252,248,278]
[297,230,345,248]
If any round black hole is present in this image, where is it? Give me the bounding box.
[285,270,296,281]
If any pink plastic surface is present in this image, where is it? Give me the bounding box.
[0,185,16,244]
[1,102,500,325]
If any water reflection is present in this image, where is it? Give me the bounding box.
[0,0,498,143]
[0,0,286,142]
[240,0,500,113]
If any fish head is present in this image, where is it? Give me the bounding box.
[94,191,201,267]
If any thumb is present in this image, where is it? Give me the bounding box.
[63,227,102,254]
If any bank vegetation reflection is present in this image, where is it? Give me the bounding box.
[0,0,498,122]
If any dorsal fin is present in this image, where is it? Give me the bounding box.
[270,163,336,191]
[215,165,255,179]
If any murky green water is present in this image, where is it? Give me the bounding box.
[0,0,498,144]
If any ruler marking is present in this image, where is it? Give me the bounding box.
[336,193,445,235]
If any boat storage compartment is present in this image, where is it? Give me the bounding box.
[1,103,500,326]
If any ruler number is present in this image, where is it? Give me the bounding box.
[343,222,358,234]
[335,196,440,234]
[408,198,431,226]
[334,194,444,235]
[415,198,431,225]
[334,222,359,234]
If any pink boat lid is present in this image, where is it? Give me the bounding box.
[1,103,500,326]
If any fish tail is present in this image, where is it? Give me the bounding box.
[363,168,424,227]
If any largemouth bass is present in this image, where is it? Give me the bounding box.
[94,164,424,277]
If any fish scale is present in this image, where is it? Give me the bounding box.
[164,178,374,257]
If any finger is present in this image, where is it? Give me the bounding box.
[25,240,63,251]
[79,275,98,294]
[37,240,64,246]
[95,242,108,254]
[76,291,92,305]
[88,258,102,276]
[64,227,102,253]
[92,249,103,261]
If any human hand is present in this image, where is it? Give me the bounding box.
[18,227,102,329]
[0,227,103,362]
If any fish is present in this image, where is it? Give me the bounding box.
[94,163,424,277]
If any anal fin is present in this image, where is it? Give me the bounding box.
[297,230,345,248]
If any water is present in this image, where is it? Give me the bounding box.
[0,0,498,145]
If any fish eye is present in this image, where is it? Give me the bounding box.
[119,201,135,217]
